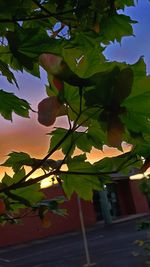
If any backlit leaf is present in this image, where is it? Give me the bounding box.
[12,183,44,205]
[61,155,102,200]
[48,128,75,156]
[0,90,30,120]
[1,152,33,173]
[87,120,106,149]
[2,168,26,187]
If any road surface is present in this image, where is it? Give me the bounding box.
[0,219,149,267]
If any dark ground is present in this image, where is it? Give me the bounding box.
[0,217,149,267]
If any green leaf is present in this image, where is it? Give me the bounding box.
[115,0,135,10]
[122,91,150,116]
[63,82,81,114]
[62,31,105,78]
[6,29,34,70]
[120,112,150,135]
[11,26,62,58]
[12,183,44,205]
[0,45,23,72]
[4,27,51,75]
[94,152,140,175]
[0,90,30,120]
[131,57,147,78]
[1,152,33,173]
[1,173,13,187]
[100,14,137,44]
[63,49,126,79]
[61,155,102,200]
[2,169,40,208]
[122,59,150,116]
[0,0,32,20]
[87,120,106,149]
[120,58,150,139]
[2,168,26,186]
[11,167,26,184]
[26,62,40,78]
[129,58,149,98]
[74,132,92,153]
[49,125,104,155]
[2,169,44,207]
[33,196,67,216]
[22,17,55,31]
[84,66,121,107]
[136,147,150,161]
[0,59,19,88]
[63,83,100,126]
[48,128,75,156]
[94,155,121,172]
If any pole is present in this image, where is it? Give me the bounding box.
[77,196,96,267]
[99,188,112,225]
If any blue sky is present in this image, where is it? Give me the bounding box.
[104,0,150,73]
[0,0,150,164]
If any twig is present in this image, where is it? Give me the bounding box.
[32,1,74,16]
[0,9,75,24]
[17,129,73,183]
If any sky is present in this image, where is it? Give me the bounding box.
[0,0,150,182]
[104,0,150,73]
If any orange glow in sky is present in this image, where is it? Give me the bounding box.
[0,106,133,188]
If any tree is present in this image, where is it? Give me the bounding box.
[0,0,150,224]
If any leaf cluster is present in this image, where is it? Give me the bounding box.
[0,0,149,223]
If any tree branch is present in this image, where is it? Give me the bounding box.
[57,170,117,176]
[32,1,74,17]
[18,128,73,184]
[0,15,52,23]
[0,168,117,194]
[0,9,75,24]
[0,154,141,194]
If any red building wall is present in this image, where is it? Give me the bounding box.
[116,179,150,216]
[129,180,150,213]
[0,185,97,247]
[116,180,136,215]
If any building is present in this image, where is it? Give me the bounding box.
[0,175,149,247]
[93,175,150,221]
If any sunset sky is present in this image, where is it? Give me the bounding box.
[0,0,150,182]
